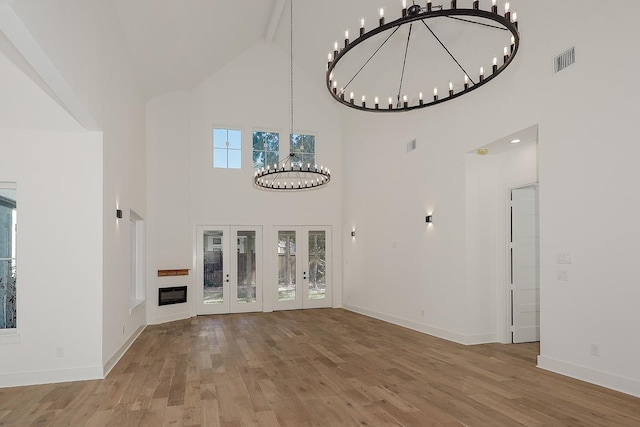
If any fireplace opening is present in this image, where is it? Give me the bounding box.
[158,286,187,306]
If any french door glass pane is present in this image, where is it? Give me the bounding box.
[237,231,256,304]
[203,230,223,304]
[278,231,296,301]
[308,231,326,300]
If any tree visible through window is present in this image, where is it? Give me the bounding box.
[213,128,241,169]
[290,133,315,168]
[253,131,279,170]
[0,183,16,329]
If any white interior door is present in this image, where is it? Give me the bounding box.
[272,226,332,311]
[196,226,262,315]
[511,186,540,343]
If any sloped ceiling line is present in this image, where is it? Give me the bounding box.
[0,4,99,130]
[265,0,286,43]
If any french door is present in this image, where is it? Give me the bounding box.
[196,226,263,314]
[273,226,332,311]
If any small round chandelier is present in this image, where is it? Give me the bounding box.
[326,0,520,112]
[254,154,331,190]
[254,0,332,191]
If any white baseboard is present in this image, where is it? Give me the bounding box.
[537,355,640,398]
[103,324,146,377]
[149,311,191,325]
[0,365,103,388]
[342,304,496,345]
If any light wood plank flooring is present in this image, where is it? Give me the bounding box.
[1,309,640,426]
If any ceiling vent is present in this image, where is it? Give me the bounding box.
[554,46,576,74]
[407,139,417,153]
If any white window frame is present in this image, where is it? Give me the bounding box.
[213,127,242,169]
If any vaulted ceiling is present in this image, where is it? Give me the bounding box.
[2,0,517,104]
[110,0,513,101]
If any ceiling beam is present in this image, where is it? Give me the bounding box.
[0,4,99,130]
[264,0,286,43]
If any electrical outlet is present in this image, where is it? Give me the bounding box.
[55,346,64,358]
[591,344,600,357]
[556,253,572,264]
[557,270,569,281]
[421,309,425,318]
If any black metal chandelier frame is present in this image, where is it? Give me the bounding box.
[326,1,520,112]
[253,153,331,191]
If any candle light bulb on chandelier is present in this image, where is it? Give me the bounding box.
[505,2,510,12]
[379,8,385,26]
[360,17,365,35]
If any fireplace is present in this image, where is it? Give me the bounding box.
[158,286,187,306]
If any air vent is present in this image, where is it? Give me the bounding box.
[407,139,416,152]
[554,46,576,74]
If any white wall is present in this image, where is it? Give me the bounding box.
[0,128,103,387]
[342,0,640,397]
[4,0,147,376]
[146,91,191,324]
[0,46,103,385]
[146,40,343,321]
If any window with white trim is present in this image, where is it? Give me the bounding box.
[253,131,280,170]
[213,128,242,169]
[290,133,316,168]
[0,183,16,330]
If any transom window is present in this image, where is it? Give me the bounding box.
[290,133,315,168]
[253,131,279,170]
[213,128,241,169]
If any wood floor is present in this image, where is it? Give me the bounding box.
[1,309,640,426]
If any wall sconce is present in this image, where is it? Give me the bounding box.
[425,215,433,223]
[351,230,356,237]
[116,209,123,219]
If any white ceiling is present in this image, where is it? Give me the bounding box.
[108,0,516,101]
[0,0,509,103]
[112,0,277,99]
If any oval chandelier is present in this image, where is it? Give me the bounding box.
[326,0,520,112]
[254,0,332,191]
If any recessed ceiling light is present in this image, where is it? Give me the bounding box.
[477,148,489,155]
[511,139,521,144]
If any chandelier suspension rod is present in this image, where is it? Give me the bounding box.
[341,26,401,93]
[396,23,414,107]
[420,19,476,85]
[289,0,294,137]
